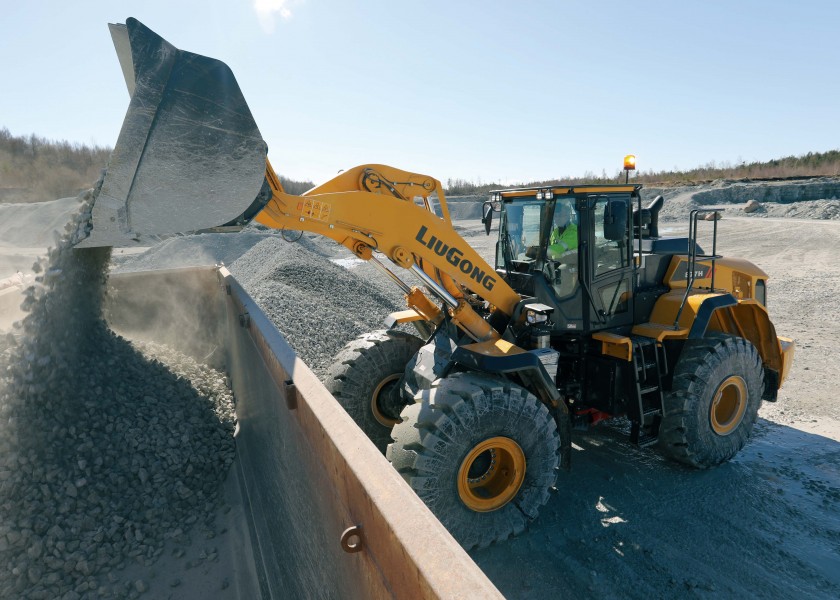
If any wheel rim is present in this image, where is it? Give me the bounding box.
[457,437,526,512]
[710,375,748,436]
[370,374,401,427]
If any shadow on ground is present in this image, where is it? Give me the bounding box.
[472,418,840,599]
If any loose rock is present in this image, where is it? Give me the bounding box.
[0,187,237,598]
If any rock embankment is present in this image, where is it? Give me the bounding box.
[643,177,840,220]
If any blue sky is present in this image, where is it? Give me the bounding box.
[1,1,838,185]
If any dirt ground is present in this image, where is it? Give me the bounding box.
[1,191,839,598]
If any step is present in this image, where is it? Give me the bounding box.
[637,433,659,448]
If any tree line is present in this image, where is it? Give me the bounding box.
[0,128,315,203]
[0,128,112,202]
[2,127,837,202]
[445,150,840,196]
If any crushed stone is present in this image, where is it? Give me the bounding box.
[643,177,840,221]
[0,188,236,599]
[228,235,409,378]
[110,230,278,274]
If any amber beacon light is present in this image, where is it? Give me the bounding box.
[623,154,636,183]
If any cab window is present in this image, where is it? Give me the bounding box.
[593,196,630,277]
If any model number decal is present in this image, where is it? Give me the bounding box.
[674,262,712,280]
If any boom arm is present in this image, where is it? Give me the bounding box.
[256,161,522,342]
[76,18,520,343]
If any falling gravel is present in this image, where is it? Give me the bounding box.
[0,190,236,599]
[228,235,408,378]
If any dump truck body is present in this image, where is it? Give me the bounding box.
[104,266,502,599]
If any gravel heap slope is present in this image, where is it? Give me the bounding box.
[0,191,236,600]
[229,235,407,378]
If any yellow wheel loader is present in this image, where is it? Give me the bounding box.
[80,19,794,550]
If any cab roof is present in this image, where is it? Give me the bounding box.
[489,184,642,200]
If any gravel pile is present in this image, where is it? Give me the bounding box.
[229,235,407,377]
[0,189,236,599]
[110,230,277,273]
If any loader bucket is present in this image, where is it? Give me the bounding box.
[76,18,269,248]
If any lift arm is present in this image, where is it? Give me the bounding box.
[256,161,522,342]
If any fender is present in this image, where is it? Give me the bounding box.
[450,340,561,406]
[688,294,738,338]
[637,290,793,392]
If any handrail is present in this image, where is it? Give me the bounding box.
[672,209,723,328]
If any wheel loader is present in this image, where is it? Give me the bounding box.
[79,19,794,550]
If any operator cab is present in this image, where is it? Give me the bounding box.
[486,185,641,334]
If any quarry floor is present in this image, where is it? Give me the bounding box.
[1,190,839,598]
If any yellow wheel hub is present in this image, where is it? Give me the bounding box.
[710,375,748,436]
[457,437,526,512]
[371,374,401,427]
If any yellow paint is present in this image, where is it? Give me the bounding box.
[778,337,795,386]
[631,322,690,342]
[457,437,526,512]
[387,309,425,324]
[638,289,794,390]
[592,332,633,361]
[404,288,443,324]
[664,255,769,301]
[460,339,526,358]
[255,160,519,342]
[710,376,748,435]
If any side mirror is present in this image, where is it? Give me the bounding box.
[482,201,500,235]
[604,199,627,241]
[646,195,663,238]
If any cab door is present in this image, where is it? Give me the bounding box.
[580,194,634,331]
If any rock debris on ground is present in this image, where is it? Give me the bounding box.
[0,190,237,599]
[643,176,840,220]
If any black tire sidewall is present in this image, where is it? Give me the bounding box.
[389,373,560,549]
[326,330,423,453]
[661,335,763,468]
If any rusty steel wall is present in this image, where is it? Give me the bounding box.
[109,266,502,599]
[220,267,503,599]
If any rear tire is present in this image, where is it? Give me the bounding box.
[658,334,764,468]
[326,330,424,453]
[387,373,560,550]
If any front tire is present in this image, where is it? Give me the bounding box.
[658,334,764,468]
[326,330,424,453]
[387,373,560,550]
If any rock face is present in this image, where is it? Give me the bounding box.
[0,189,236,599]
[643,177,840,221]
